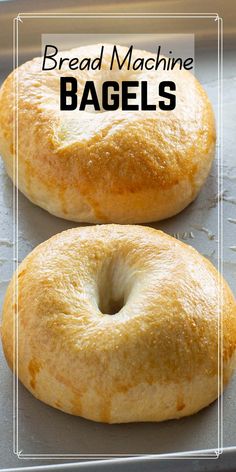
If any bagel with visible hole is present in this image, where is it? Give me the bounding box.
[1,225,236,423]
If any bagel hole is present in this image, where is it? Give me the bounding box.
[97,256,127,315]
[98,293,125,316]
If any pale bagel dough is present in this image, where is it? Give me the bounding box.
[1,225,236,423]
[0,44,215,223]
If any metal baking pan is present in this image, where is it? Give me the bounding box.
[1,448,236,472]
[0,1,236,470]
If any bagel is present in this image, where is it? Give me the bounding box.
[1,225,236,423]
[0,44,215,223]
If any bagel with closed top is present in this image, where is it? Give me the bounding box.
[1,224,236,423]
[0,44,215,223]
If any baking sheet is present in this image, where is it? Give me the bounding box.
[0,36,236,472]
[3,450,236,472]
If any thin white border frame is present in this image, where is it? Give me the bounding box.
[12,12,223,461]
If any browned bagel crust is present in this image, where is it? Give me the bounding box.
[2,225,236,423]
[0,44,216,223]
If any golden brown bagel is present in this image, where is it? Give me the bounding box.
[1,225,236,423]
[0,44,215,223]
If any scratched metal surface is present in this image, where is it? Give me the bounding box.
[0,43,235,470]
